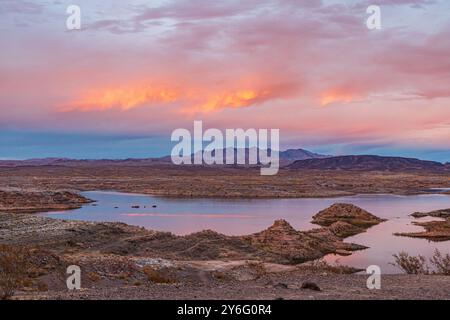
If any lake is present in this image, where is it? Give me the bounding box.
[39,191,450,273]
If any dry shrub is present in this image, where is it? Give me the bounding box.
[245,261,267,279]
[298,259,361,274]
[87,272,102,282]
[213,271,228,280]
[392,252,429,274]
[142,266,174,284]
[392,250,450,275]
[37,281,49,292]
[0,245,30,300]
[429,249,450,275]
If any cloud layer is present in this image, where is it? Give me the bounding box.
[0,0,449,158]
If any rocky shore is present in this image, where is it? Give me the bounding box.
[1,203,377,263]
[1,187,449,300]
[395,208,450,241]
[0,201,378,298]
[0,189,91,213]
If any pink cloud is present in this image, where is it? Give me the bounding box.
[0,0,449,151]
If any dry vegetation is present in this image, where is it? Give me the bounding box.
[297,258,363,274]
[142,266,175,284]
[0,245,30,299]
[0,166,449,200]
[392,250,450,275]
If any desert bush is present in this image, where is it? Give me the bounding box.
[297,258,361,274]
[0,245,30,299]
[37,281,49,292]
[245,261,267,279]
[87,272,102,282]
[142,266,174,284]
[392,252,429,274]
[392,250,450,275]
[429,249,450,275]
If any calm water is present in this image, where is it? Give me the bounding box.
[40,191,450,273]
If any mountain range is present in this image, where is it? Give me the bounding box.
[287,155,449,172]
[0,148,329,167]
[0,149,448,172]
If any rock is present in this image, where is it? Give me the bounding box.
[273,282,288,289]
[312,203,385,228]
[410,212,427,218]
[0,189,91,213]
[396,208,450,241]
[274,282,288,289]
[327,221,362,238]
[301,281,321,291]
[396,216,450,242]
[131,205,140,209]
[152,205,157,208]
[411,209,450,219]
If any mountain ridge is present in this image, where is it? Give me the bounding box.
[0,148,329,167]
[287,155,448,171]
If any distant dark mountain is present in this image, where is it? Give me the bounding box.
[0,148,329,167]
[0,157,171,167]
[189,148,329,165]
[280,149,330,162]
[3,152,444,171]
[287,155,447,171]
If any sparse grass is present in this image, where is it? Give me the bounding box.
[392,249,450,275]
[0,245,30,300]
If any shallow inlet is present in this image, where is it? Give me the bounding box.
[39,191,450,273]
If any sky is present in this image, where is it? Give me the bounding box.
[0,0,449,161]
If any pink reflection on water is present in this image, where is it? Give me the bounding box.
[121,212,257,219]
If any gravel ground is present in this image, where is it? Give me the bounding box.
[16,274,450,300]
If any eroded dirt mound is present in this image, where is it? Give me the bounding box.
[395,208,450,242]
[0,213,368,265]
[242,219,366,264]
[0,189,91,213]
[411,209,450,219]
[327,221,362,238]
[312,203,385,228]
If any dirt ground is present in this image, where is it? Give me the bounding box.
[1,165,449,300]
[14,265,450,300]
[1,165,449,198]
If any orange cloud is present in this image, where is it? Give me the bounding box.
[60,85,181,112]
[60,84,270,113]
[195,89,269,112]
[320,90,355,106]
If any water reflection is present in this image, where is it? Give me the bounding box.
[40,191,450,273]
